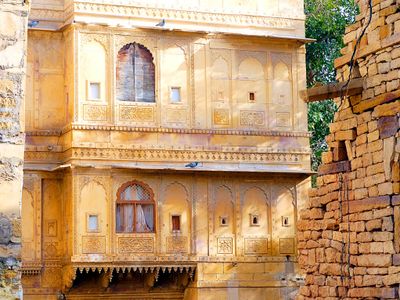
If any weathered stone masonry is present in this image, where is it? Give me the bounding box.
[297,0,400,299]
[0,0,29,298]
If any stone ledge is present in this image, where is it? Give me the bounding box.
[318,160,350,175]
[348,196,391,214]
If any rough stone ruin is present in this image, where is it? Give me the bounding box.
[297,0,400,299]
[0,0,30,298]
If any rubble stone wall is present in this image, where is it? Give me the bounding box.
[0,0,30,298]
[297,0,400,299]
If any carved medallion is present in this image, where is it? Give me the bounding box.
[44,242,59,258]
[213,109,230,125]
[244,238,268,254]
[166,236,187,253]
[82,236,106,254]
[217,237,233,254]
[118,237,154,253]
[240,110,265,127]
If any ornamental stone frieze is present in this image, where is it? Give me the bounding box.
[24,145,311,172]
[30,0,307,38]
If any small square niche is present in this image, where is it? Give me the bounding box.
[170,87,181,103]
[282,216,290,227]
[220,216,229,227]
[248,92,255,102]
[250,214,260,226]
[87,214,99,232]
[89,82,101,100]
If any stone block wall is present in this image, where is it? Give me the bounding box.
[297,0,400,299]
[0,0,30,298]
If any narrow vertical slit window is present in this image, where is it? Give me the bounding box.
[172,215,181,232]
[248,92,255,102]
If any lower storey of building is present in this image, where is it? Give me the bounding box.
[22,261,301,300]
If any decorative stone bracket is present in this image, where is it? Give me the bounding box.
[62,263,196,292]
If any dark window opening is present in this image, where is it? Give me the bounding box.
[220,216,228,226]
[282,216,290,227]
[249,92,255,102]
[251,214,259,226]
[172,215,181,232]
[333,141,349,162]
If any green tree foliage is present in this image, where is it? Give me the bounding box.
[305,0,358,174]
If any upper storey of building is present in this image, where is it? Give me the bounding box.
[25,0,311,174]
[30,0,306,38]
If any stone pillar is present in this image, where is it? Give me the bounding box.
[0,0,30,298]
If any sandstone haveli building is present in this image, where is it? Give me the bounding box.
[19,0,312,298]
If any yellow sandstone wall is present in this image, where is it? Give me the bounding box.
[297,0,400,299]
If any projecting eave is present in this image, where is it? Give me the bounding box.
[24,161,315,176]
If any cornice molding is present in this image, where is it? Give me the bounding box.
[24,146,311,170]
[73,1,299,28]
[68,124,311,137]
[30,1,306,35]
[26,125,311,138]
[70,255,294,263]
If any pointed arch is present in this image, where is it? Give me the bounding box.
[212,56,229,80]
[116,180,155,233]
[116,43,155,103]
[238,57,264,80]
[274,61,291,80]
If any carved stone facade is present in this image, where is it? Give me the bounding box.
[21,0,310,299]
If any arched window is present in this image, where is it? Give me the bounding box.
[116,181,155,233]
[116,43,155,102]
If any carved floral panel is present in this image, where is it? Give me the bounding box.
[240,110,265,127]
[166,236,187,253]
[118,236,154,253]
[244,238,268,254]
[166,108,187,124]
[83,104,107,121]
[119,105,155,122]
[82,236,106,254]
